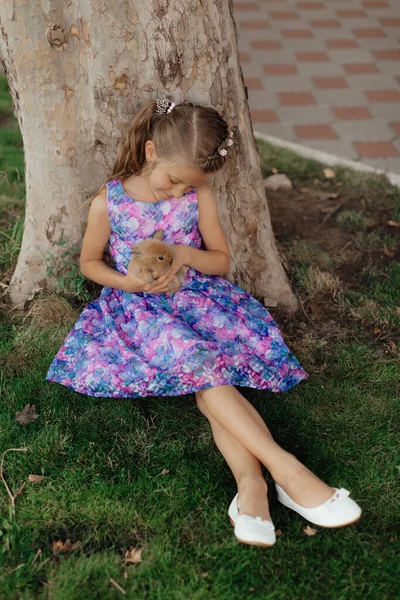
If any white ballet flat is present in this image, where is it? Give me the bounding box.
[228,492,240,526]
[228,492,276,547]
[276,484,362,528]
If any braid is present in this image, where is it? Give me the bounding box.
[200,127,234,173]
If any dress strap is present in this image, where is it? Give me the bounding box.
[106,178,126,207]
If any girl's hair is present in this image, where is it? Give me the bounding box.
[80,99,232,209]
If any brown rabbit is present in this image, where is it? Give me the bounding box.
[127,229,188,295]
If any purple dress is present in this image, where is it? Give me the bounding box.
[46,179,308,397]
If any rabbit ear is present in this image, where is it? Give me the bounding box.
[153,229,165,241]
[131,246,142,256]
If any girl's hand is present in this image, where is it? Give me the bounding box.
[163,244,191,277]
[123,245,190,294]
[150,244,190,290]
[123,270,176,294]
[146,244,190,292]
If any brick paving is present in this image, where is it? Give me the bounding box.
[234,0,400,174]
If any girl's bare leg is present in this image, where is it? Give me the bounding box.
[195,391,271,521]
[198,385,335,507]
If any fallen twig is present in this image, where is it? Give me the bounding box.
[339,241,352,254]
[298,296,312,322]
[320,197,351,225]
[3,563,26,577]
[0,447,29,520]
[0,229,17,242]
[109,578,127,595]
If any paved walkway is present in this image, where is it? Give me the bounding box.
[234,0,400,175]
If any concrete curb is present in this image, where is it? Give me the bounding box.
[254,130,400,189]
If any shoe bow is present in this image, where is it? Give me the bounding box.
[327,488,350,512]
[239,515,275,529]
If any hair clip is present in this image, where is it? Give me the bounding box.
[155,98,175,115]
[219,130,234,156]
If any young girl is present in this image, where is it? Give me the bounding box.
[46,98,361,547]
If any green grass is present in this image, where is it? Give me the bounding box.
[0,321,399,599]
[0,75,16,116]
[0,206,24,272]
[0,75,25,273]
[342,262,400,330]
[1,75,400,598]
[0,77,24,198]
[337,210,369,232]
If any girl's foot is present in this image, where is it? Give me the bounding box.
[236,477,271,521]
[276,484,362,528]
[229,478,276,547]
[273,454,335,508]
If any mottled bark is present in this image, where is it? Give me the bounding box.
[0,0,298,312]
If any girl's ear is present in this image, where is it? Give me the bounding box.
[153,229,165,241]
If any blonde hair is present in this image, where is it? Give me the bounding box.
[80,99,232,210]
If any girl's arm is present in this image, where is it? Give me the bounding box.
[185,183,230,275]
[79,191,131,290]
[80,191,182,293]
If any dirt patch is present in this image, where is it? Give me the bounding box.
[269,182,398,267]
[267,177,400,353]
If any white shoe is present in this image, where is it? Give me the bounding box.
[228,492,239,526]
[276,484,362,528]
[228,492,276,547]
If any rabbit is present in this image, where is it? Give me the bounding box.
[127,229,188,295]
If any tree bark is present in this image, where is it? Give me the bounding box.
[0,0,298,312]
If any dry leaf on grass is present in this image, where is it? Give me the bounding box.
[383,245,395,258]
[28,474,44,484]
[124,546,144,564]
[308,301,321,315]
[51,539,81,553]
[323,168,336,179]
[15,404,39,426]
[160,468,169,475]
[275,529,283,537]
[387,220,400,227]
[303,525,318,536]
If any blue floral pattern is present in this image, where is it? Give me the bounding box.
[46,179,308,397]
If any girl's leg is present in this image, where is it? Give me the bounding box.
[199,385,334,507]
[195,391,271,521]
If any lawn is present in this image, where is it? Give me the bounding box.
[0,73,399,599]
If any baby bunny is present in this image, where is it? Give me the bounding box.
[127,229,188,295]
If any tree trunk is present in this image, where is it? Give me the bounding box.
[0,0,298,312]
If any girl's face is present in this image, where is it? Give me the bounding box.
[146,162,210,202]
[143,142,210,201]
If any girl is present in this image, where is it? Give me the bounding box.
[46,98,361,547]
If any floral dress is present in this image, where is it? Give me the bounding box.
[46,179,308,397]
